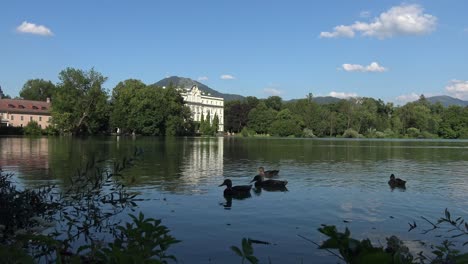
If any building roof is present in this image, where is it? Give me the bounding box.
[0,98,51,115]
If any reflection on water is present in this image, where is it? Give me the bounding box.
[1,136,468,263]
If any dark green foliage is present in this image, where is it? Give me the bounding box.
[19,79,56,101]
[51,68,110,135]
[23,120,42,135]
[247,102,276,134]
[0,150,180,263]
[224,93,467,139]
[0,168,57,241]
[231,238,259,264]
[110,79,146,134]
[117,84,193,136]
[315,209,468,264]
[317,225,412,264]
[91,212,180,263]
[264,96,282,111]
[269,109,302,137]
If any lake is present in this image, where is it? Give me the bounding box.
[1,136,467,263]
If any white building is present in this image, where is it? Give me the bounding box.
[179,85,224,132]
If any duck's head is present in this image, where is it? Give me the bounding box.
[219,179,233,188]
[258,167,265,176]
[250,175,263,183]
[390,174,395,180]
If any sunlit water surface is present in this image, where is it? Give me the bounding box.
[1,136,467,263]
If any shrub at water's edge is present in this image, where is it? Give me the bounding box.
[0,150,179,263]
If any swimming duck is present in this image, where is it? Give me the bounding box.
[388,174,406,188]
[219,179,252,196]
[250,175,288,188]
[258,167,280,178]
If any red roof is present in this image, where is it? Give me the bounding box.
[0,98,50,114]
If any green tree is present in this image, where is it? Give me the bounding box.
[51,68,110,135]
[19,79,56,101]
[211,113,220,135]
[269,109,302,137]
[265,96,282,111]
[110,79,146,134]
[224,97,259,133]
[23,121,42,135]
[247,102,277,134]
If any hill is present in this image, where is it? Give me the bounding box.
[426,95,468,107]
[153,76,245,102]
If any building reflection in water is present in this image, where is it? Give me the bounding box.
[179,137,224,187]
[0,137,50,173]
[0,137,51,186]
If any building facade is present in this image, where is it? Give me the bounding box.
[179,85,224,132]
[0,98,51,128]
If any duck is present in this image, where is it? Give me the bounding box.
[250,175,288,188]
[258,167,280,178]
[219,179,252,196]
[388,174,406,188]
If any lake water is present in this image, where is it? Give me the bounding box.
[1,136,467,263]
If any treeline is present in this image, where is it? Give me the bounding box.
[224,95,468,139]
[12,67,468,138]
[15,68,196,136]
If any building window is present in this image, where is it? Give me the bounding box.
[11,115,14,120]
[19,105,25,109]
[21,116,24,121]
[41,107,47,110]
[33,106,39,109]
[39,117,42,121]
[30,116,33,121]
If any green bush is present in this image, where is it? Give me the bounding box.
[23,121,42,136]
[406,127,420,138]
[302,128,316,138]
[342,129,362,138]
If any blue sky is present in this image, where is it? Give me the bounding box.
[1,1,467,104]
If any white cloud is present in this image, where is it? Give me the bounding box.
[263,88,282,96]
[445,80,468,100]
[329,91,358,99]
[197,76,209,81]
[320,4,437,39]
[396,93,419,104]
[342,62,387,72]
[220,74,235,80]
[16,21,53,36]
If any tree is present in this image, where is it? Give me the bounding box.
[265,96,282,111]
[211,113,220,135]
[269,109,302,137]
[23,121,42,135]
[51,68,110,135]
[110,79,146,134]
[19,79,56,101]
[247,102,277,134]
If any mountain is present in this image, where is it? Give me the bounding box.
[426,95,468,107]
[153,76,245,102]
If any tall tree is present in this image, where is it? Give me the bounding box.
[52,68,110,135]
[247,102,277,134]
[110,79,146,134]
[19,79,56,101]
[265,96,283,111]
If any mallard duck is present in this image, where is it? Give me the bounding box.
[250,175,288,188]
[388,174,406,188]
[258,167,280,178]
[219,179,252,196]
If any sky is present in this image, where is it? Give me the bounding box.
[1,0,468,104]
